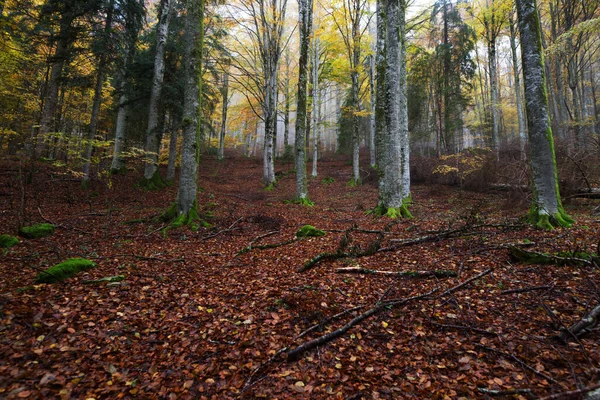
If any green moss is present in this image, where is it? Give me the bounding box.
[161,202,209,232]
[527,207,573,230]
[0,234,19,249]
[347,178,360,187]
[35,258,97,284]
[19,223,55,239]
[321,177,335,185]
[370,199,413,219]
[296,225,326,238]
[293,197,314,207]
[264,182,276,191]
[139,171,168,190]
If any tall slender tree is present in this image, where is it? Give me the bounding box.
[516,0,573,229]
[142,0,173,186]
[295,0,313,203]
[82,0,115,183]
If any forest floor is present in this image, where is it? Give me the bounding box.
[0,152,599,400]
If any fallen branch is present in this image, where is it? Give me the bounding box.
[509,246,595,267]
[475,344,563,388]
[537,383,600,400]
[287,268,490,361]
[558,305,600,342]
[477,387,534,397]
[500,285,553,295]
[200,217,243,241]
[235,231,281,256]
[442,268,493,296]
[335,266,457,278]
[286,288,439,361]
[430,322,497,336]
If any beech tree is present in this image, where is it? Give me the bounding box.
[516,0,573,229]
[375,0,411,218]
[295,0,313,203]
[110,0,144,173]
[165,0,204,225]
[142,0,173,187]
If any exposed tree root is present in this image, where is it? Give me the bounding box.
[335,266,457,278]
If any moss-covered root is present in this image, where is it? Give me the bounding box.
[35,258,97,284]
[371,204,413,219]
[19,223,55,239]
[296,225,326,238]
[139,171,168,190]
[160,202,209,232]
[528,209,574,230]
[0,234,19,249]
[294,197,315,207]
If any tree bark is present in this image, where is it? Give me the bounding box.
[176,0,203,217]
[311,36,319,178]
[218,69,229,160]
[35,18,73,157]
[83,0,114,183]
[295,0,313,201]
[508,14,527,156]
[143,0,172,181]
[377,0,410,217]
[166,114,179,181]
[516,0,573,229]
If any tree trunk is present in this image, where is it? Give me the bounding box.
[378,0,410,218]
[143,0,172,181]
[516,0,572,229]
[295,0,312,201]
[351,7,361,184]
[508,14,527,156]
[311,37,319,178]
[176,0,203,217]
[36,19,73,156]
[369,54,376,167]
[487,35,500,159]
[218,69,229,160]
[83,0,114,183]
[166,113,179,181]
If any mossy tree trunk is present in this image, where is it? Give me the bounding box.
[174,0,204,221]
[516,0,573,229]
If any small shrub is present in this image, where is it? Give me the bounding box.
[19,223,55,239]
[35,258,97,283]
[0,234,19,249]
[296,225,326,238]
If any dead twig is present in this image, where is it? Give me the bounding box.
[475,344,564,388]
[201,217,243,241]
[500,285,553,295]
